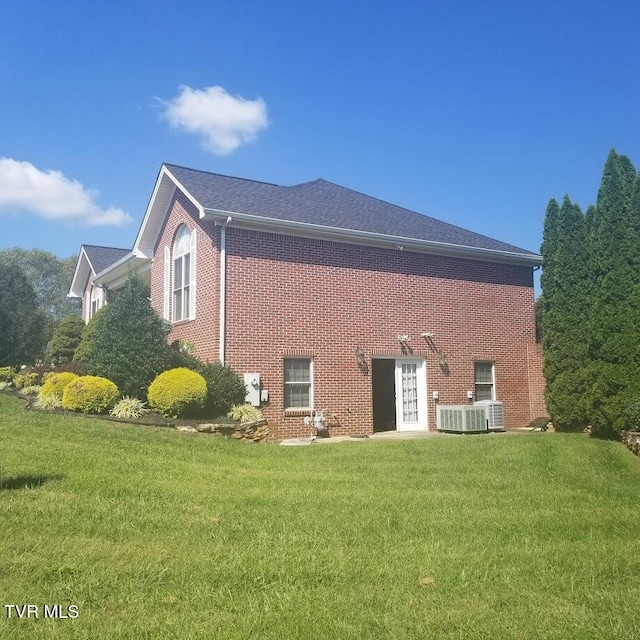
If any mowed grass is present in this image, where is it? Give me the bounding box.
[1,394,640,639]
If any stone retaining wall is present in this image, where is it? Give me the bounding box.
[621,430,640,457]
[177,419,269,442]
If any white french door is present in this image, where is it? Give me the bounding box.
[395,358,427,431]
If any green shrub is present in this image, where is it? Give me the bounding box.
[625,398,640,430]
[62,376,119,414]
[85,275,171,397]
[147,368,207,418]
[41,372,79,399]
[110,397,148,420]
[49,314,85,363]
[72,308,105,364]
[0,381,13,391]
[13,372,39,390]
[34,393,62,410]
[227,403,263,423]
[0,366,15,382]
[197,362,246,418]
[169,340,201,370]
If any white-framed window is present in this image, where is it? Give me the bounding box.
[164,225,197,323]
[474,361,495,401]
[284,358,313,409]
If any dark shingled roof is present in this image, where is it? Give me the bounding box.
[165,164,536,256]
[83,245,130,274]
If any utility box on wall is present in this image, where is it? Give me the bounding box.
[244,373,261,407]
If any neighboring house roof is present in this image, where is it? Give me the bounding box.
[68,244,130,299]
[163,164,537,258]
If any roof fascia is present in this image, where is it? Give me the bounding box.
[67,247,94,298]
[92,252,149,284]
[94,258,151,291]
[201,208,542,267]
[132,165,204,258]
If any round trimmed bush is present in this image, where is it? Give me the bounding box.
[41,372,79,399]
[62,376,119,414]
[147,368,207,417]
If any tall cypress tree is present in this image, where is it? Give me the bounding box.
[587,150,640,436]
[541,197,589,430]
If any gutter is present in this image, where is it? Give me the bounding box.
[217,216,232,364]
[201,208,542,267]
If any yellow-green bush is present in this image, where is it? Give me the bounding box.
[62,376,119,414]
[13,372,39,389]
[147,368,207,417]
[0,366,15,383]
[227,403,263,424]
[41,372,79,399]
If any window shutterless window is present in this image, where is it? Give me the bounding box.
[172,225,191,322]
[167,225,196,323]
[284,358,312,409]
[474,361,495,401]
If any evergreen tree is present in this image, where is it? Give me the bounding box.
[49,314,85,363]
[0,264,48,366]
[87,273,171,397]
[587,150,640,436]
[540,197,590,430]
[72,307,104,364]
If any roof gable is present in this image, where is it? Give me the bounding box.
[68,244,130,298]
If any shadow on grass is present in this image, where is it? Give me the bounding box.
[0,474,65,490]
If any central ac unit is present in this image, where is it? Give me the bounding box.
[437,405,488,433]
[474,400,505,431]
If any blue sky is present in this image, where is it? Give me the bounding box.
[1,0,639,276]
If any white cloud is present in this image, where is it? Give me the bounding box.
[160,85,268,155]
[0,158,131,226]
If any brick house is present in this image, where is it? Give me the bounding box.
[69,163,545,440]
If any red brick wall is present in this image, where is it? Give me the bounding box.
[150,190,221,364]
[153,206,544,440]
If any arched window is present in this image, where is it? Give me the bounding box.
[169,224,196,322]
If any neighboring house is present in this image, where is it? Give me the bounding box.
[69,163,546,440]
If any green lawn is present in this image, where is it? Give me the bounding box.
[1,393,640,639]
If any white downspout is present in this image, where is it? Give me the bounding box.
[218,216,232,364]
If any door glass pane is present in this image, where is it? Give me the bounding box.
[401,363,418,422]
